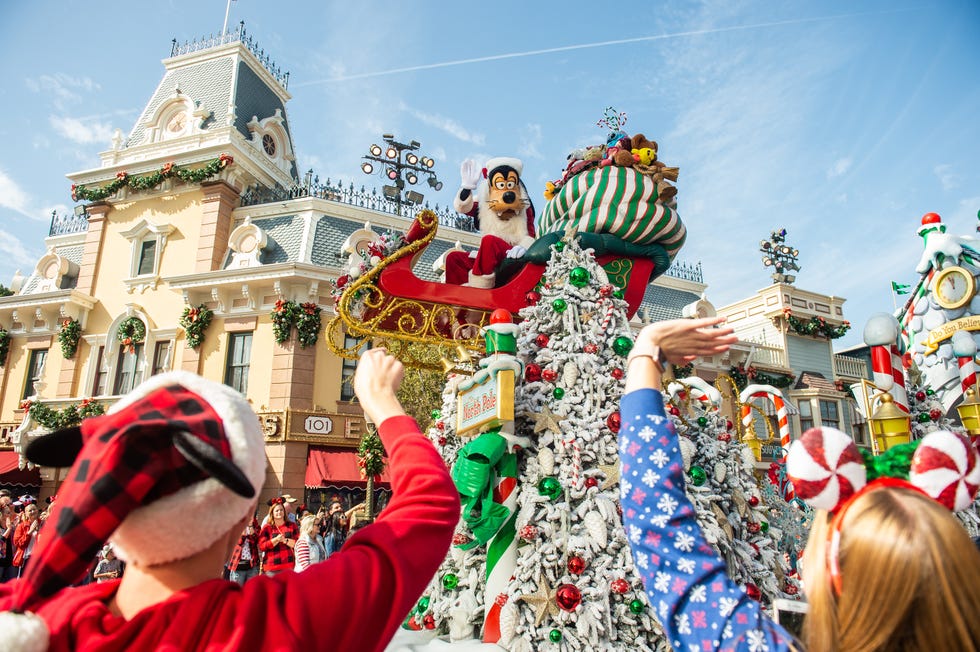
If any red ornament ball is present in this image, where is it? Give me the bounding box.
[747,522,761,534]
[555,584,582,611]
[915,390,927,401]
[748,495,760,507]
[451,532,471,546]
[495,593,509,607]
[611,368,624,380]
[929,408,942,420]
[567,555,586,575]
[726,420,734,431]
[436,421,445,430]
[610,579,630,594]
[536,334,550,349]
[669,405,681,416]
[599,285,615,297]
[542,368,559,383]
[583,342,599,354]
[745,583,761,601]
[519,524,539,541]
[438,437,447,446]
[584,477,599,489]
[525,290,541,305]
[525,363,543,383]
[717,433,732,443]
[785,584,799,596]
[423,614,436,629]
[616,504,623,517]
[921,212,942,225]
[489,308,513,324]
[606,412,621,433]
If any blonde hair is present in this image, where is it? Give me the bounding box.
[299,513,317,537]
[801,487,980,651]
[266,502,285,524]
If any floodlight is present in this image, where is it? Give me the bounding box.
[361,162,374,174]
[405,191,424,204]
[406,172,418,185]
[386,146,398,159]
[369,144,382,157]
[382,185,400,200]
[406,153,419,165]
[387,169,398,180]
[73,205,88,217]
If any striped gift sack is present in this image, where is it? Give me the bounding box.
[538,166,686,261]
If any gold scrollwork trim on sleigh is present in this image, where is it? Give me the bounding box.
[603,258,634,289]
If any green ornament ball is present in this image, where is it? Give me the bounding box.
[569,266,590,288]
[612,336,634,357]
[926,388,935,396]
[760,520,769,534]
[549,629,563,643]
[555,242,565,252]
[442,573,459,590]
[613,289,625,300]
[417,596,430,612]
[629,599,645,614]
[688,465,707,486]
[552,298,568,313]
[553,387,565,400]
[697,416,708,427]
[917,412,932,423]
[431,409,441,420]
[537,476,563,500]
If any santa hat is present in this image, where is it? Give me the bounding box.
[0,371,265,652]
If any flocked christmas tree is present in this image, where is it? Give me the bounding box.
[407,235,803,650]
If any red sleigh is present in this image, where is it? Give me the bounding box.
[326,210,674,371]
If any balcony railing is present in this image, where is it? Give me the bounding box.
[664,260,703,283]
[0,422,19,449]
[170,22,288,90]
[746,342,788,369]
[240,178,478,233]
[834,354,868,380]
[48,210,89,237]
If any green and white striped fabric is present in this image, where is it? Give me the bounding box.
[538,166,686,261]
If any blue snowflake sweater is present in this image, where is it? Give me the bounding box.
[619,389,795,652]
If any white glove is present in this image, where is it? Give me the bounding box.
[505,245,527,259]
[459,159,481,190]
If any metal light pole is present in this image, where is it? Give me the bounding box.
[760,228,801,284]
[361,134,443,216]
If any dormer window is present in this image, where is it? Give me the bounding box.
[262,133,277,157]
[165,111,188,136]
[121,220,175,293]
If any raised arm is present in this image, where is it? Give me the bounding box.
[619,319,793,651]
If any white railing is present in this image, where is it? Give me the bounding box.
[747,343,787,369]
[834,354,867,379]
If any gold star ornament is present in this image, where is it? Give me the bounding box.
[517,574,559,626]
[527,404,567,435]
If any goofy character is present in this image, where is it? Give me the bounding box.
[446,157,535,288]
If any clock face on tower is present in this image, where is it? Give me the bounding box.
[934,266,976,309]
[262,134,277,157]
[166,112,186,134]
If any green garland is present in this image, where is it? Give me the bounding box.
[729,364,793,391]
[71,154,234,202]
[357,429,388,480]
[673,362,695,379]
[296,302,322,348]
[785,311,850,339]
[117,317,146,353]
[0,284,13,297]
[271,299,299,344]
[0,328,9,368]
[21,397,105,431]
[58,318,82,359]
[179,304,214,349]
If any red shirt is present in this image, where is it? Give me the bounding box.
[257,521,299,572]
[0,415,459,652]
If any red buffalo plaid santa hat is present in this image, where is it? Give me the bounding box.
[0,371,265,651]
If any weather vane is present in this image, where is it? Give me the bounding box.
[759,228,801,284]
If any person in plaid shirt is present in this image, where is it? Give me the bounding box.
[0,349,458,652]
[225,518,259,585]
[258,502,299,575]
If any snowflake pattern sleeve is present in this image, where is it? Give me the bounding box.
[619,389,795,652]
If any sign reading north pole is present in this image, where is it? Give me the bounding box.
[457,369,515,436]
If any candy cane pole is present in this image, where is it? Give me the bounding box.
[740,385,794,500]
[889,345,909,412]
[483,443,518,644]
[959,355,977,395]
[870,345,909,413]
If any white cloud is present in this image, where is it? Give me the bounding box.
[827,157,852,179]
[400,104,485,146]
[0,229,39,270]
[25,73,100,111]
[0,170,39,221]
[49,116,114,146]
[517,123,543,160]
[934,164,958,191]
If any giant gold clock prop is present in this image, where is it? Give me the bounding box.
[933,265,976,310]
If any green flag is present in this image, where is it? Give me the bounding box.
[891,281,911,295]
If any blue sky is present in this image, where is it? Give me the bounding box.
[1,0,978,349]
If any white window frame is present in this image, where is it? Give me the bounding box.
[120,220,175,293]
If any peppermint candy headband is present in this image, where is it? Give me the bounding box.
[786,426,980,513]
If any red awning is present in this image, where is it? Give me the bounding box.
[0,451,41,488]
[305,447,391,489]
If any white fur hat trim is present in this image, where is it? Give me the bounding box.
[484,157,523,177]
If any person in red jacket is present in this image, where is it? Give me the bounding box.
[0,349,458,652]
[257,501,298,575]
[12,502,41,578]
[225,518,260,585]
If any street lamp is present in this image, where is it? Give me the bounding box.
[361,134,441,215]
[760,228,801,285]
